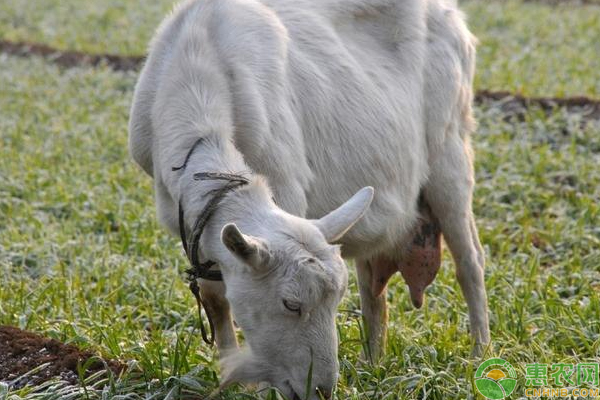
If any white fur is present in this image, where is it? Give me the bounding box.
[129,0,489,398]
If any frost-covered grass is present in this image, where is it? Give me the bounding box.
[0,1,599,399]
[462,0,600,97]
[0,0,171,55]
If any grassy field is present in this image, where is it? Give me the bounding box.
[0,0,599,399]
[0,0,599,97]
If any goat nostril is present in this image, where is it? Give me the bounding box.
[316,386,332,399]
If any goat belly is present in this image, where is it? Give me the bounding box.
[371,203,442,308]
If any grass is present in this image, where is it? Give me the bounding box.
[0,0,599,97]
[0,1,599,399]
[462,0,600,97]
[0,0,171,55]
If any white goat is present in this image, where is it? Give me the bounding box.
[129,0,489,398]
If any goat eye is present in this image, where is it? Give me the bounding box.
[283,299,301,315]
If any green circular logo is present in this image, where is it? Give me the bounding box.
[474,358,517,399]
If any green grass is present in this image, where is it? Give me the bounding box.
[0,0,599,96]
[1,2,600,399]
[0,0,171,55]
[462,0,600,97]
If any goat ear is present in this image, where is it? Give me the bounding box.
[315,186,374,243]
[221,223,269,270]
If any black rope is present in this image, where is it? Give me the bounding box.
[173,138,250,345]
[182,177,249,282]
[193,171,251,184]
[172,137,206,171]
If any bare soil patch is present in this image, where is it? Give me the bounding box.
[0,40,143,71]
[475,90,600,122]
[0,325,124,388]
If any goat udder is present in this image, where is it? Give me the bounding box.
[370,202,442,308]
[398,202,442,308]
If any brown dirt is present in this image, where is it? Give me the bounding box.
[475,90,600,122]
[0,325,125,388]
[1,39,599,122]
[0,40,143,71]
